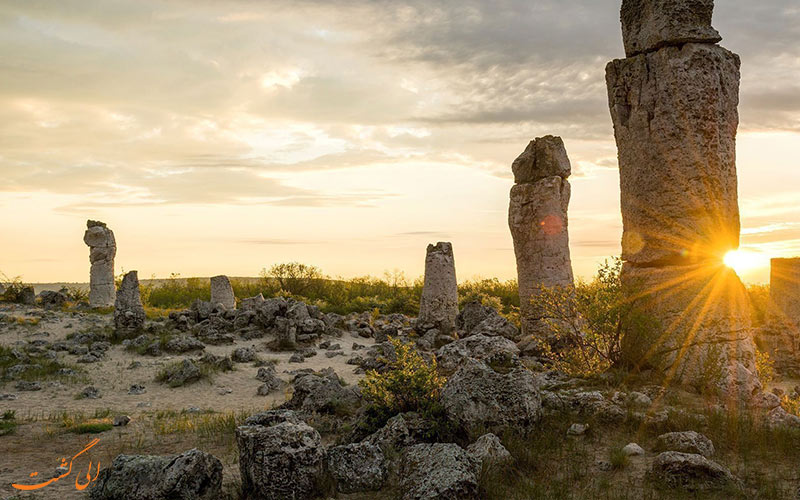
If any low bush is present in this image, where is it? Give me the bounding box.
[356,338,451,441]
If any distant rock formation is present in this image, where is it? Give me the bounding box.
[771,258,800,326]
[115,271,145,335]
[508,135,574,338]
[83,220,116,307]
[606,0,759,398]
[210,275,236,310]
[418,242,459,335]
[755,258,800,375]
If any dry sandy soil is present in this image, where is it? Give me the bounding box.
[0,303,368,499]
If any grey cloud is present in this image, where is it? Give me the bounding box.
[0,0,797,207]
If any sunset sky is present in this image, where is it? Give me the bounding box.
[1,0,798,285]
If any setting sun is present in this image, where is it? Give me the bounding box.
[723,249,767,275]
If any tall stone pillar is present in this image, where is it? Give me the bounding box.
[83,220,116,307]
[771,258,800,326]
[508,136,574,338]
[606,0,759,397]
[418,242,459,335]
[211,275,236,310]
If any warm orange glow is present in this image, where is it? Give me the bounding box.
[723,249,767,275]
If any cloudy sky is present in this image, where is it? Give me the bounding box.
[1,0,798,284]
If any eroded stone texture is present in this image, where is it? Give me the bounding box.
[83,220,116,307]
[418,242,458,335]
[771,258,800,325]
[114,271,146,335]
[607,43,741,265]
[621,0,721,57]
[88,448,222,500]
[236,416,325,499]
[607,1,758,397]
[210,275,236,310]
[509,136,574,338]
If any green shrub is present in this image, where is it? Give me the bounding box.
[755,349,776,384]
[0,272,28,303]
[64,285,89,303]
[356,338,451,440]
[458,278,520,322]
[534,257,656,375]
[360,338,445,414]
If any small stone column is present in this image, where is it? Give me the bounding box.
[114,270,145,335]
[418,242,459,335]
[83,220,116,307]
[508,135,574,338]
[211,275,236,310]
[771,258,800,326]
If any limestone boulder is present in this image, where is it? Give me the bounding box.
[655,431,715,458]
[88,448,222,500]
[466,433,511,466]
[436,334,520,376]
[282,370,360,415]
[400,443,480,500]
[441,359,541,435]
[326,442,387,493]
[236,416,325,500]
[362,412,428,453]
[650,451,739,491]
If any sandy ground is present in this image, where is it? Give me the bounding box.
[0,303,369,499]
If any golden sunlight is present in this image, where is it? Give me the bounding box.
[723,249,767,276]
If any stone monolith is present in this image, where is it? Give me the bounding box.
[115,271,145,335]
[607,0,759,397]
[210,275,236,310]
[508,136,574,338]
[418,242,458,335]
[771,258,800,326]
[83,220,116,307]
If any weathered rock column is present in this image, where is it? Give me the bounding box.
[83,220,116,307]
[771,258,800,326]
[606,0,759,397]
[508,136,574,339]
[114,270,146,335]
[418,242,459,335]
[210,275,236,310]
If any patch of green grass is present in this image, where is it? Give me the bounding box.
[608,445,629,470]
[0,410,17,436]
[0,345,85,383]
